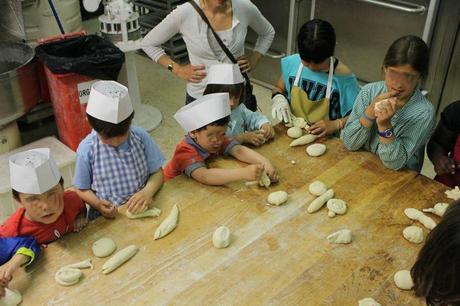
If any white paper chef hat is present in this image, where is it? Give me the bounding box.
[9,148,61,194]
[174,93,231,132]
[207,64,245,85]
[86,81,134,124]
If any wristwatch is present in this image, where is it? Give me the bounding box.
[167,62,175,72]
[378,127,394,138]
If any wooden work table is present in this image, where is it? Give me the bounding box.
[12,127,451,305]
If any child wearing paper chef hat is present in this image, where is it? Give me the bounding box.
[73,81,165,220]
[0,149,87,245]
[204,64,275,146]
[163,92,278,185]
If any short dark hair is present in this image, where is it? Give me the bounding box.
[203,83,244,105]
[411,200,460,305]
[12,177,64,201]
[86,112,134,138]
[383,35,429,78]
[196,115,230,132]
[297,19,336,63]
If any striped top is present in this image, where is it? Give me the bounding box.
[341,81,435,172]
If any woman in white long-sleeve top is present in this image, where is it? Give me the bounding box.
[341,35,435,172]
[141,0,275,105]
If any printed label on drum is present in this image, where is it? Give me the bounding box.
[77,80,99,104]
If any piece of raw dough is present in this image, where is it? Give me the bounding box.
[402,225,424,244]
[55,267,82,286]
[63,258,93,269]
[289,134,317,147]
[307,189,334,213]
[259,170,271,188]
[212,226,231,249]
[267,191,288,206]
[445,186,460,200]
[308,181,327,196]
[292,117,308,129]
[326,199,347,217]
[358,297,381,306]
[92,237,117,258]
[0,289,22,306]
[394,270,414,290]
[327,229,352,244]
[126,207,161,219]
[404,208,437,230]
[423,203,449,217]
[287,127,303,138]
[102,245,139,274]
[154,205,179,240]
[306,143,326,157]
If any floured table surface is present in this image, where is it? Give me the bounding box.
[12,127,450,305]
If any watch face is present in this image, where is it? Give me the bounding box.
[379,128,393,138]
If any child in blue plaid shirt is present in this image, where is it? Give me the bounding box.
[73,81,165,220]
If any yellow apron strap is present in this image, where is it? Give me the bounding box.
[290,57,334,124]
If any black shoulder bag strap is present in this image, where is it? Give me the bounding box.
[189,0,258,111]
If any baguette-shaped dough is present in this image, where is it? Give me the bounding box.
[404,208,437,230]
[307,189,334,213]
[102,245,138,274]
[154,205,179,240]
[289,134,317,147]
[126,207,161,219]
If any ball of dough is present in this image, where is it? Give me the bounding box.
[358,297,381,306]
[309,181,327,196]
[394,270,414,290]
[326,199,347,215]
[402,226,424,244]
[287,127,303,138]
[55,267,82,286]
[292,117,307,129]
[306,143,326,157]
[327,211,336,218]
[212,226,231,249]
[267,191,288,206]
[1,288,22,306]
[92,237,117,258]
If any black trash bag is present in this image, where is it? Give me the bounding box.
[35,35,125,80]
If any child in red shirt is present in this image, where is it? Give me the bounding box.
[0,149,87,245]
[164,93,278,185]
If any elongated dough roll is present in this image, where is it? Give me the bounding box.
[102,245,139,274]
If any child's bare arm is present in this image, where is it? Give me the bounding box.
[0,253,29,289]
[126,169,164,214]
[229,145,278,182]
[75,189,117,219]
[191,165,263,186]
